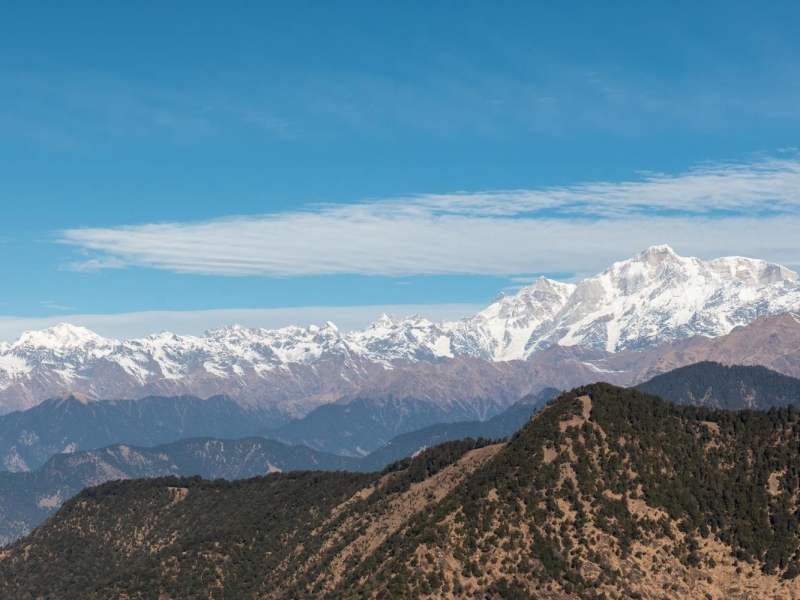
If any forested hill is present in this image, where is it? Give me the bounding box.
[637,361,800,410]
[4,384,800,598]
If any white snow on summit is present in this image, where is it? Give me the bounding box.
[1,246,799,408]
[454,276,576,360]
[14,323,115,353]
[549,245,800,352]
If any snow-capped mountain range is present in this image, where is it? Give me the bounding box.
[1,245,799,414]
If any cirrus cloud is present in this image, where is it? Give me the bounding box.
[59,157,800,278]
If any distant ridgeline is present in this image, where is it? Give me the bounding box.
[0,388,558,546]
[636,361,800,410]
[2,247,800,417]
[4,384,800,598]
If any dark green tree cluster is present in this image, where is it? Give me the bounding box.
[337,384,800,597]
[637,361,800,410]
[4,383,800,599]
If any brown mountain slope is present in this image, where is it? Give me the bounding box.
[635,312,800,383]
[334,313,800,409]
[4,384,800,598]
[2,313,798,424]
[338,356,549,413]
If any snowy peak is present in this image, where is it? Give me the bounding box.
[1,247,799,411]
[554,247,800,352]
[601,245,690,290]
[478,277,575,321]
[15,323,114,351]
[615,246,796,287]
[707,256,798,286]
[349,314,450,363]
[462,277,576,361]
[369,313,405,329]
[634,244,679,266]
[532,275,574,293]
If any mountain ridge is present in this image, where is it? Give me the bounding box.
[6,384,800,598]
[0,394,279,472]
[0,389,554,545]
[0,435,362,547]
[636,361,800,410]
[1,246,799,414]
[3,312,800,472]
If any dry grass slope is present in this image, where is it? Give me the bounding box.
[3,385,800,599]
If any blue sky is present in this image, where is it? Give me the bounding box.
[3,1,800,340]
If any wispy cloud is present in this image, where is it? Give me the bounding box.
[40,301,75,312]
[59,157,800,278]
[7,46,800,150]
[0,71,295,149]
